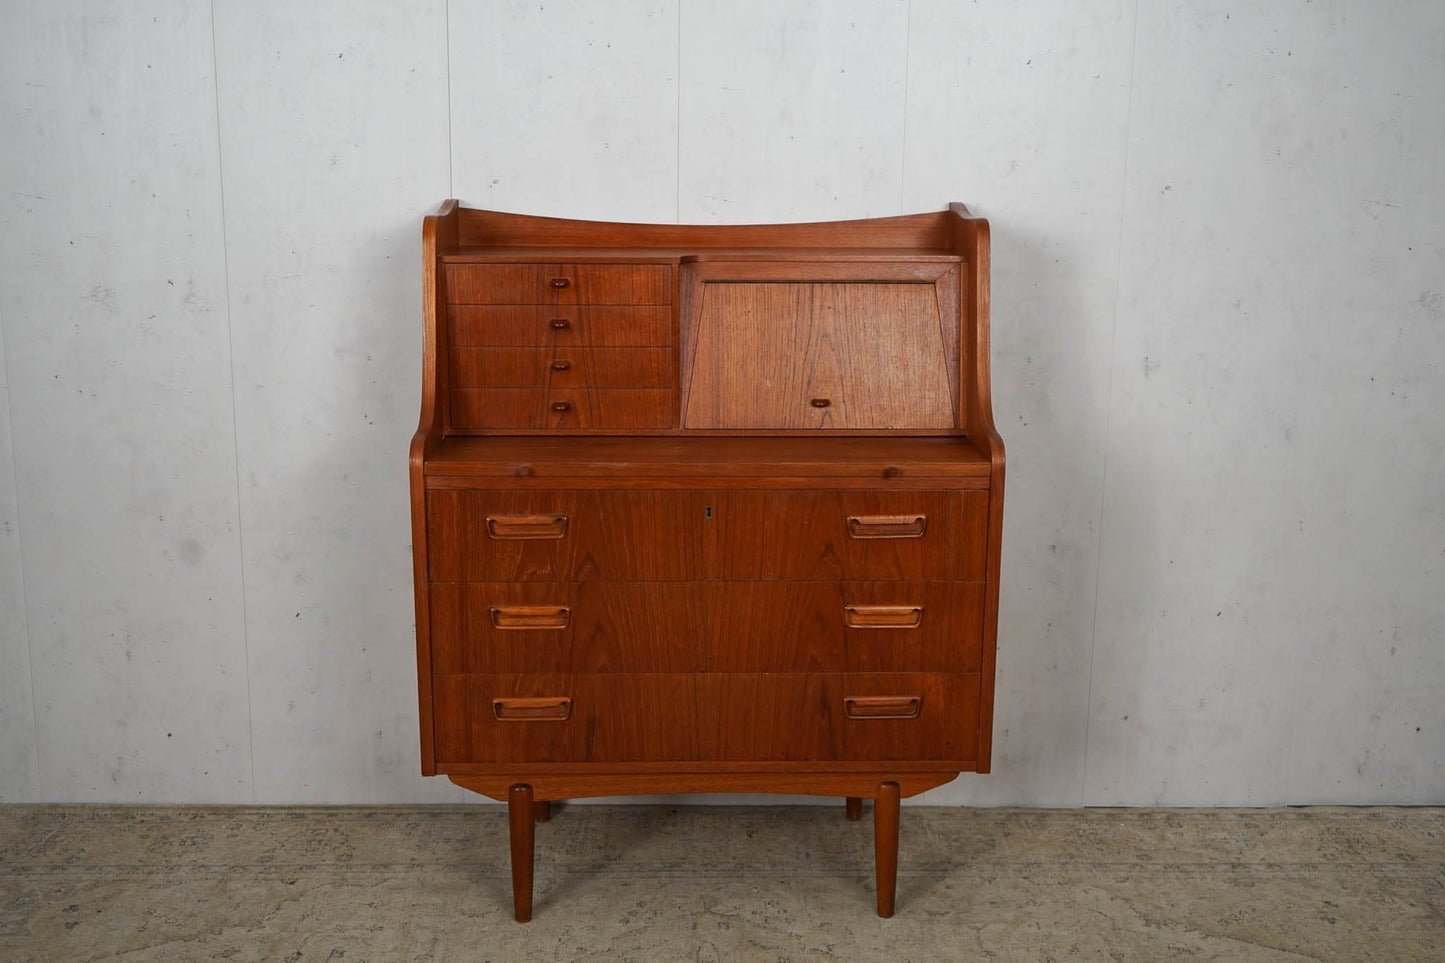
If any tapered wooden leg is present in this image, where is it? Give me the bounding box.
[533,800,551,823]
[508,784,535,923]
[874,781,900,918]
[845,796,863,821]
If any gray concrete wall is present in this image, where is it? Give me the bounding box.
[1,0,1441,805]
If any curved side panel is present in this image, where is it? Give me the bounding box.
[948,203,1005,772]
[412,198,459,775]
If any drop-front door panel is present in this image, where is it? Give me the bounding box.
[681,260,963,430]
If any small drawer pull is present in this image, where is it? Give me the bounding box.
[844,696,922,720]
[549,277,571,289]
[550,400,573,413]
[493,697,571,721]
[489,605,571,630]
[485,513,569,540]
[549,318,571,330]
[846,514,928,539]
[550,360,572,371]
[844,605,923,629]
[810,398,832,408]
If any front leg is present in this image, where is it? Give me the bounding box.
[508,783,535,922]
[874,781,900,917]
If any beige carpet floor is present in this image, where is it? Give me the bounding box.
[1,804,1441,961]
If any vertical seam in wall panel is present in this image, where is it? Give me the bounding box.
[445,0,454,198]
[1081,0,1142,805]
[209,0,258,803]
[675,0,682,222]
[0,308,43,797]
[897,0,912,213]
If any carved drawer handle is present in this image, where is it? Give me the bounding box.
[485,513,569,540]
[493,697,571,721]
[810,398,831,408]
[550,400,574,412]
[844,696,922,720]
[846,514,928,539]
[489,605,571,630]
[549,318,571,330]
[549,277,571,289]
[550,360,572,371]
[843,605,923,629]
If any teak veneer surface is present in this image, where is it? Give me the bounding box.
[441,246,964,263]
[409,202,1004,921]
[423,435,990,478]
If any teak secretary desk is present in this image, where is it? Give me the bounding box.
[408,201,1004,921]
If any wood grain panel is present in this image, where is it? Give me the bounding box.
[423,436,991,479]
[449,388,675,429]
[570,582,846,673]
[432,580,980,675]
[756,490,989,580]
[449,305,672,346]
[430,582,573,674]
[426,490,988,581]
[433,673,577,764]
[685,282,954,429]
[426,490,692,582]
[696,674,842,761]
[447,770,966,802]
[840,674,980,762]
[456,208,957,249]
[444,263,671,305]
[451,347,675,388]
[433,673,700,763]
[842,581,984,673]
[432,672,978,764]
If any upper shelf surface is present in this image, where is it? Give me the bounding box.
[441,246,963,264]
[425,436,990,478]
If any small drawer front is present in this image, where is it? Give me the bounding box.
[451,347,675,388]
[426,490,989,581]
[450,305,672,347]
[431,672,979,764]
[445,263,672,305]
[449,388,675,429]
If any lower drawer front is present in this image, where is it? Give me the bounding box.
[429,581,984,673]
[427,489,988,580]
[431,672,979,764]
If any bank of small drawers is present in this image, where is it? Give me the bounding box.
[445,262,675,429]
[426,488,987,766]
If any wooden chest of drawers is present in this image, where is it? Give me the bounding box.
[410,203,1004,921]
